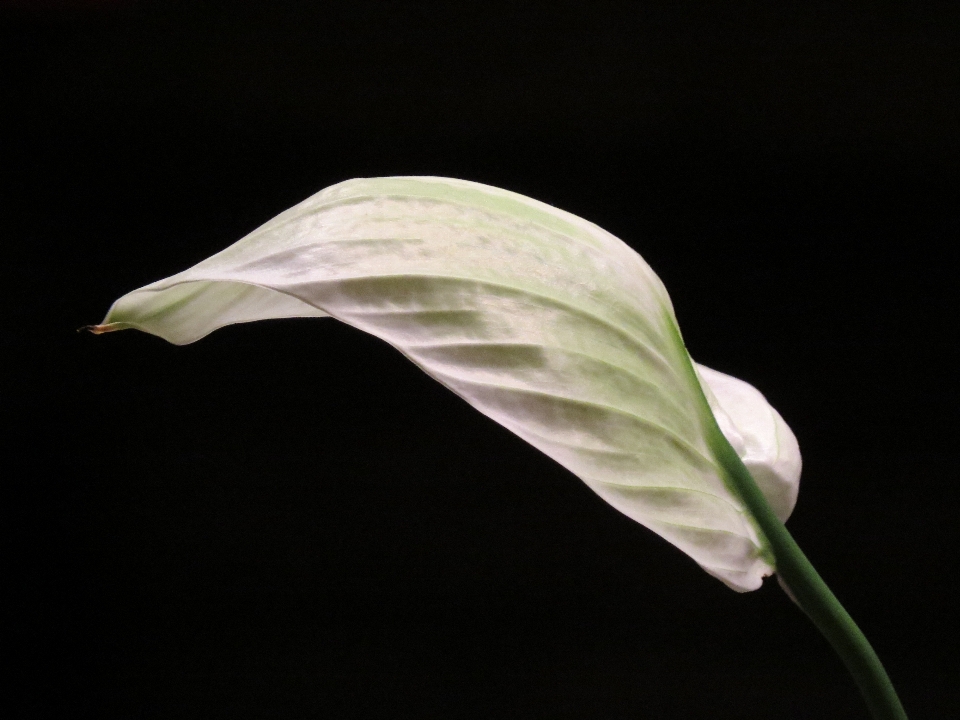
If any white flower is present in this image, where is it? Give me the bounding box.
[93,176,800,591]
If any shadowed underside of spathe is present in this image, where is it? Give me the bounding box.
[93,176,801,592]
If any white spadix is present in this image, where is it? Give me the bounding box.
[93,176,800,591]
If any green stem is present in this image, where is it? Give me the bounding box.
[709,433,908,720]
[663,313,905,717]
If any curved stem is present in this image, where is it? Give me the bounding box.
[709,434,908,720]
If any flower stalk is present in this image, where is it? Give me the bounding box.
[709,418,907,720]
[665,319,908,720]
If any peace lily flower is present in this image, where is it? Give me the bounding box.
[91,176,910,719]
[91,176,801,592]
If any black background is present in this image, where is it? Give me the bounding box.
[4,1,959,718]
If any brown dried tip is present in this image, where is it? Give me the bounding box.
[78,324,113,335]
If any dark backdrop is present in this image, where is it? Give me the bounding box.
[4,1,958,718]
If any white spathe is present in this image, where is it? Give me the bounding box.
[95,176,801,591]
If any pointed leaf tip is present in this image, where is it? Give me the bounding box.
[80,323,116,335]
